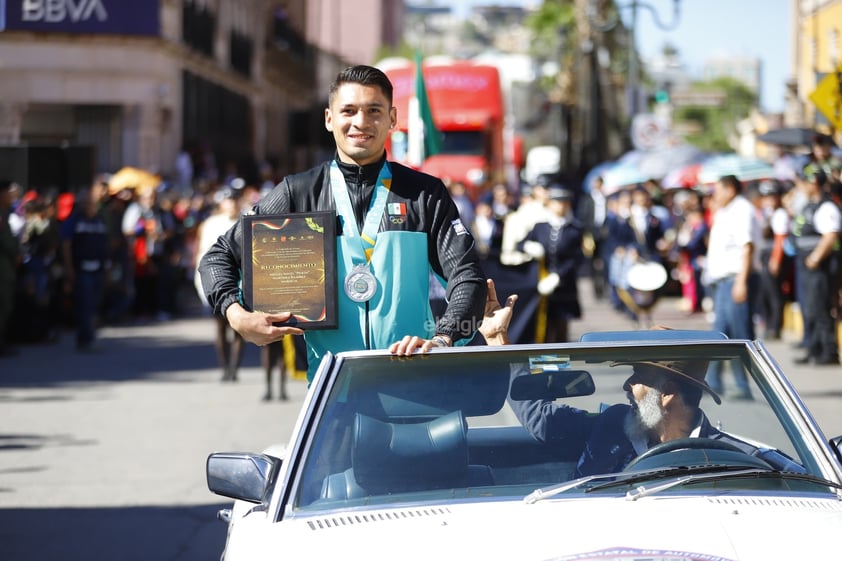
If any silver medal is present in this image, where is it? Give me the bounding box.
[345,265,377,302]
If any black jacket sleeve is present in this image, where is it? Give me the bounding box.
[198,176,297,318]
[417,171,487,343]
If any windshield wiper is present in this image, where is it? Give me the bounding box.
[588,464,760,494]
[525,466,842,504]
[624,469,765,501]
[616,468,842,501]
[524,467,680,504]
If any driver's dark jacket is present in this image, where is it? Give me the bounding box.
[199,155,487,379]
[508,398,772,477]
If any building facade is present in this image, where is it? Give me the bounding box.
[790,0,842,130]
[0,0,402,192]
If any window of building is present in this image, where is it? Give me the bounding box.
[230,30,253,77]
[183,0,216,57]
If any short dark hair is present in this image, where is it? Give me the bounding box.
[718,174,742,194]
[328,65,393,106]
[811,168,829,187]
[813,133,834,147]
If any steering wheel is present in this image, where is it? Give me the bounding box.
[624,437,745,471]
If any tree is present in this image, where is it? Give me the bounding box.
[674,77,758,152]
[523,1,576,101]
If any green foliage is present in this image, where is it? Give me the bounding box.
[524,0,575,59]
[675,77,758,152]
[460,19,493,47]
[525,0,575,33]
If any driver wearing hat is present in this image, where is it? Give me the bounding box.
[508,356,750,477]
[475,280,805,476]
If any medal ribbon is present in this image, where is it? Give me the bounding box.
[329,160,392,264]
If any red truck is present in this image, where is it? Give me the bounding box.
[380,58,513,200]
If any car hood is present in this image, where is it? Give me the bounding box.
[226,494,842,560]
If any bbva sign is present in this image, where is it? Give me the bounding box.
[3,0,159,35]
[21,0,108,23]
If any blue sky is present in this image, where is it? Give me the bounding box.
[448,0,791,112]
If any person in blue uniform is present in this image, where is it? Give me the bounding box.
[791,168,841,365]
[61,185,110,351]
[519,186,583,342]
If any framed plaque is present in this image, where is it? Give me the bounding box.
[242,211,337,329]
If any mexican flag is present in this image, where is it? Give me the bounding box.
[407,51,442,166]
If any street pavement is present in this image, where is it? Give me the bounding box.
[1,282,841,560]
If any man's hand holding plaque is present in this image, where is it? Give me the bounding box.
[242,211,338,330]
[224,305,304,347]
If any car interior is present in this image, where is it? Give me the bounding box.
[293,338,828,511]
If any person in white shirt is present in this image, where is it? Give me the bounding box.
[703,175,762,400]
[194,188,245,382]
[500,181,551,266]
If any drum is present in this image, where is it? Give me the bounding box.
[626,260,668,292]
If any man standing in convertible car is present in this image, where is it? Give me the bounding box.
[199,65,487,382]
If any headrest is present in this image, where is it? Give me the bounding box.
[352,411,468,494]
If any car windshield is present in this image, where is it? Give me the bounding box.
[292,341,837,512]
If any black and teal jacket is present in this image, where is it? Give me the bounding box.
[200,153,487,381]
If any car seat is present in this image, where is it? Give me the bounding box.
[321,410,493,500]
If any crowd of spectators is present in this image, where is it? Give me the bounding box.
[1,133,840,361]
[455,133,842,347]
[0,168,274,356]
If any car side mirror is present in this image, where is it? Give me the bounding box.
[207,452,280,504]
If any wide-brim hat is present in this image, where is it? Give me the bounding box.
[612,359,721,404]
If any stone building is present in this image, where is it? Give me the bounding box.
[789,0,842,131]
[0,0,403,191]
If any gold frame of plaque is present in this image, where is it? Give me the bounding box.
[242,211,337,329]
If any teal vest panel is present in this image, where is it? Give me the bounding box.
[304,230,433,381]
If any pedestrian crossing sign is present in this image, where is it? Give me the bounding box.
[809,64,842,130]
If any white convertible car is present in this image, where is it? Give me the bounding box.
[207,331,842,560]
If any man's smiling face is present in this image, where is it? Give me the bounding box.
[325,82,396,166]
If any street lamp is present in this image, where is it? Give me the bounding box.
[589,0,682,115]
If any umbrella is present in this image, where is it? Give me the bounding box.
[757,127,829,148]
[697,154,774,185]
[617,149,646,165]
[600,160,649,195]
[662,163,703,189]
[581,161,615,193]
[637,144,706,180]
[108,166,160,194]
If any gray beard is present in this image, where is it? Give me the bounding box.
[625,388,664,443]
